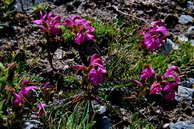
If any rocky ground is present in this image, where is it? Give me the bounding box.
[0,0,194,129]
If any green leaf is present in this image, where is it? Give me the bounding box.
[3,0,14,5]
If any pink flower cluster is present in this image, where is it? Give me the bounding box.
[88,54,107,86]
[64,16,95,44]
[140,21,169,51]
[32,12,62,36]
[73,54,107,86]
[141,66,180,101]
[140,66,156,80]
[13,80,39,106]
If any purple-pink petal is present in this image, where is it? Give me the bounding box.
[166,66,179,73]
[32,19,44,24]
[162,66,180,84]
[140,66,156,80]
[141,21,169,51]
[88,54,107,86]
[156,26,169,36]
[88,68,106,86]
[32,13,62,36]
[64,16,95,44]
[19,86,38,96]
[150,82,162,94]
[74,32,85,44]
[13,93,23,106]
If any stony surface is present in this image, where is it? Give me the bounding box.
[178,15,194,24]
[176,86,194,104]
[170,121,194,129]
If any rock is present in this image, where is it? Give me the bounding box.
[169,121,194,129]
[163,123,170,128]
[178,15,194,24]
[15,0,45,11]
[162,39,179,54]
[176,86,194,104]
[187,1,194,10]
[54,49,65,60]
[178,35,188,42]
[49,0,73,5]
[93,103,107,115]
[181,78,194,88]
[124,0,131,5]
[98,106,107,114]
[22,120,43,129]
[187,26,194,38]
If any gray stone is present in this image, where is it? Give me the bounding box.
[15,0,45,11]
[178,35,189,42]
[98,106,107,114]
[176,86,194,103]
[187,1,194,10]
[178,15,194,24]
[163,123,170,128]
[181,78,194,88]
[163,39,179,54]
[93,103,107,115]
[22,120,43,129]
[169,121,194,129]
[187,26,194,38]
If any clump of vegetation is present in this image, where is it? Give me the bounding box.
[0,3,194,127]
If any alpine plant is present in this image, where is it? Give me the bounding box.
[140,20,169,51]
[64,16,95,44]
[32,12,62,36]
[149,66,180,101]
[73,54,107,86]
[13,80,39,106]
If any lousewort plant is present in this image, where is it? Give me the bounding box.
[32,12,63,70]
[32,12,62,36]
[140,65,156,80]
[13,80,39,106]
[135,65,180,101]
[73,53,107,87]
[140,20,169,51]
[64,16,95,44]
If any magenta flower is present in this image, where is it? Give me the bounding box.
[88,68,106,86]
[161,66,180,101]
[72,54,106,86]
[150,82,162,94]
[140,20,169,51]
[37,104,46,116]
[19,86,38,96]
[13,86,39,106]
[162,66,180,84]
[32,12,62,36]
[140,66,156,80]
[88,54,107,86]
[64,16,95,44]
[13,93,24,106]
